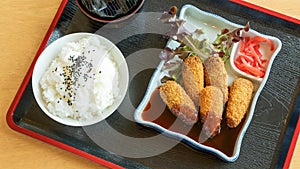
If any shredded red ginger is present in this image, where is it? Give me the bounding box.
[234,36,275,78]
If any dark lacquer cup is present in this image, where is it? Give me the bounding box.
[76,0,145,23]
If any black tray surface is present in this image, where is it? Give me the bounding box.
[11,0,300,168]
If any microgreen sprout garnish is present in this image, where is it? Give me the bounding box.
[212,22,250,62]
[158,6,250,79]
[159,6,211,62]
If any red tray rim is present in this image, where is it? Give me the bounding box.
[283,116,300,169]
[5,0,300,168]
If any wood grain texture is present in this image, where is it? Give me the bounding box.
[0,0,299,169]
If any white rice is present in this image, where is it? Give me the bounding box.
[40,36,119,121]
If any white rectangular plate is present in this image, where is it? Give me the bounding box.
[134,4,282,162]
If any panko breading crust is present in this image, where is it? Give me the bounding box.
[199,86,223,137]
[159,80,198,125]
[226,78,253,128]
[204,56,228,104]
[182,56,204,106]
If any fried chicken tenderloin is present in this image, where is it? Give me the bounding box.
[182,56,204,106]
[204,56,228,104]
[199,86,223,137]
[226,78,253,128]
[159,80,198,125]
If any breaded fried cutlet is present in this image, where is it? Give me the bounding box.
[159,80,198,125]
[199,86,223,137]
[226,78,253,128]
[204,56,228,104]
[182,56,204,106]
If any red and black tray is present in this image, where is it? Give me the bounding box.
[6,0,300,168]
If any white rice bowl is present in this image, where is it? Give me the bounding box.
[32,33,129,126]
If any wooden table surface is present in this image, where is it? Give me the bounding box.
[0,0,299,168]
